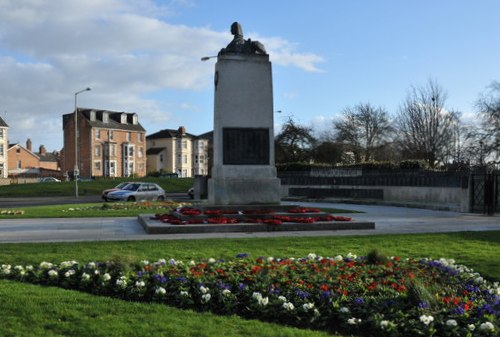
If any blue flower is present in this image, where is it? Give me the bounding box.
[236,253,249,258]
[354,297,365,305]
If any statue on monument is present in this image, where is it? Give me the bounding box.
[219,22,267,56]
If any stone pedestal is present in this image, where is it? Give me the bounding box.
[208,53,281,205]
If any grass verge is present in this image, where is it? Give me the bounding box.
[1,232,499,337]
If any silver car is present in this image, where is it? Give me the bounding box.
[106,182,166,202]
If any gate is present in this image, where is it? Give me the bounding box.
[470,172,499,214]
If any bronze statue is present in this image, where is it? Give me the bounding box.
[219,22,267,55]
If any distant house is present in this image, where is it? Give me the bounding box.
[6,139,61,177]
[62,109,146,178]
[146,126,211,177]
[0,116,8,179]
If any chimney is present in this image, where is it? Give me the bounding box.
[178,126,186,136]
[26,138,32,151]
[39,145,46,155]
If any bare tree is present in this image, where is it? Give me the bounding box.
[333,102,393,162]
[474,81,500,165]
[395,80,459,168]
[275,117,317,163]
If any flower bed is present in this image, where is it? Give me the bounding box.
[1,253,498,336]
[151,207,353,225]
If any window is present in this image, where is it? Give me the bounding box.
[103,113,109,123]
[17,160,21,169]
[16,147,21,154]
[0,144,3,156]
[0,129,3,139]
[138,147,143,158]
[109,130,114,140]
[94,145,101,157]
[182,140,187,149]
[95,129,101,139]
[182,154,188,164]
[128,145,134,157]
[139,163,144,172]
[127,132,132,142]
[94,161,101,171]
[139,133,144,143]
[110,144,116,157]
[159,154,163,163]
[199,155,204,163]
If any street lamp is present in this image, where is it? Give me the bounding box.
[200,56,217,61]
[74,87,91,198]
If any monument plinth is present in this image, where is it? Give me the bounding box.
[208,23,281,205]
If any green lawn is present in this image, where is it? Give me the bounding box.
[0,177,193,197]
[0,232,499,337]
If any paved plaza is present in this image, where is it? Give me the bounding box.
[0,202,498,243]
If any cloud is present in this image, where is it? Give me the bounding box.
[0,0,324,151]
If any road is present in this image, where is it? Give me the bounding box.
[0,193,191,208]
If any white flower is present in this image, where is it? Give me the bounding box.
[419,315,434,325]
[140,260,149,266]
[157,258,167,265]
[346,252,357,259]
[81,273,91,281]
[189,260,196,266]
[307,253,317,260]
[1,264,11,275]
[208,258,216,264]
[60,261,77,268]
[339,307,350,313]
[135,281,146,288]
[467,324,476,331]
[25,265,33,271]
[102,273,111,282]
[334,255,343,262]
[64,269,75,278]
[180,290,189,297]
[302,303,315,311]
[282,302,294,311]
[267,256,274,262]
[446,319,457,327]
[347,317,361,325]
[115,276,127,288]
[479,322,495,332]
[14,265,24,271]
[258,297,269,306]
[40,262,53,269]
[87,262,96,269]
[201,293,211,303]
[252,292,263,300]
[199,286,209,294]
[94,270,100,275]
[222,289,232,297]
[278,296,287,302]
[155,287,166,295]
[48,270,58,278]
[168,258,177,266]
[380,320,391,329]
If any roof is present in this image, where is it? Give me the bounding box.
[196,130,213,140]
[0,116,8,127]
[62,108,145,132]
[7,143,40,160]
[146,147,166,155]
[38,152,59,162]
[147,128,196,140]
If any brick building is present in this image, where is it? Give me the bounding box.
[0,116,8,178]
[62,109,146,178]
[146,127,211,177]
[7,139,61,177]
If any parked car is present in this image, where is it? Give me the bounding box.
[106,182,166,202]
[188,187,194,199]
[102,182,132,201]
[39,177,61,183]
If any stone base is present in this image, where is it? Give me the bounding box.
[208,177,281,205]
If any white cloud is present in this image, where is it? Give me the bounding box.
[0,0,324,151]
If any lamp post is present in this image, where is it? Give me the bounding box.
[74,87,91,198]
[200,56,217,61]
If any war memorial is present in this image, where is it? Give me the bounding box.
[139,23,374,234]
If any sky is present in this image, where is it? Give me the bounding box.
[1,0,499,152]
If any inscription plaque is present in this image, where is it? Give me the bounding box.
[223,128,269,165]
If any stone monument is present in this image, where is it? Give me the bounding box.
[208,22,281,205]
